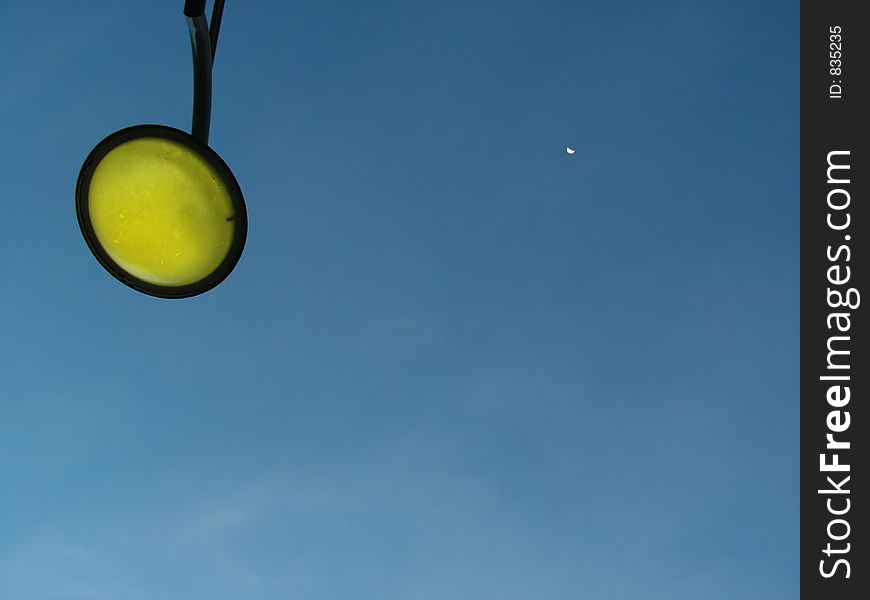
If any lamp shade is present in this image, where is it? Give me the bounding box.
[76,124,247,298]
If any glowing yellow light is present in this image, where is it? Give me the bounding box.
[87,137,236,287]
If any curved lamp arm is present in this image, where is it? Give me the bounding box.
[183,0,226,144]
[209,0,226,63]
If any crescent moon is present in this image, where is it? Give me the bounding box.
[566,147,575,155]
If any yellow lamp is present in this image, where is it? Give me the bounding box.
[76,1,247,299]
[76,125,247,298]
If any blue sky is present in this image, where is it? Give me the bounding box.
[0,1,798,598]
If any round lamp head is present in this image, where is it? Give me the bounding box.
[76,125,247,298]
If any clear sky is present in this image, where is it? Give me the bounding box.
[0,1,798,598]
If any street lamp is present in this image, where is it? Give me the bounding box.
[76,0,247,299]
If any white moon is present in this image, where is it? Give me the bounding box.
[566,147,575,155]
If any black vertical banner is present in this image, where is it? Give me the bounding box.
[802,1,868,598]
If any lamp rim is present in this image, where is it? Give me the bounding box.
[76,124,247,299]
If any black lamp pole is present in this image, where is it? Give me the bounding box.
[209,0,226,60]
[183,0,225,144]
